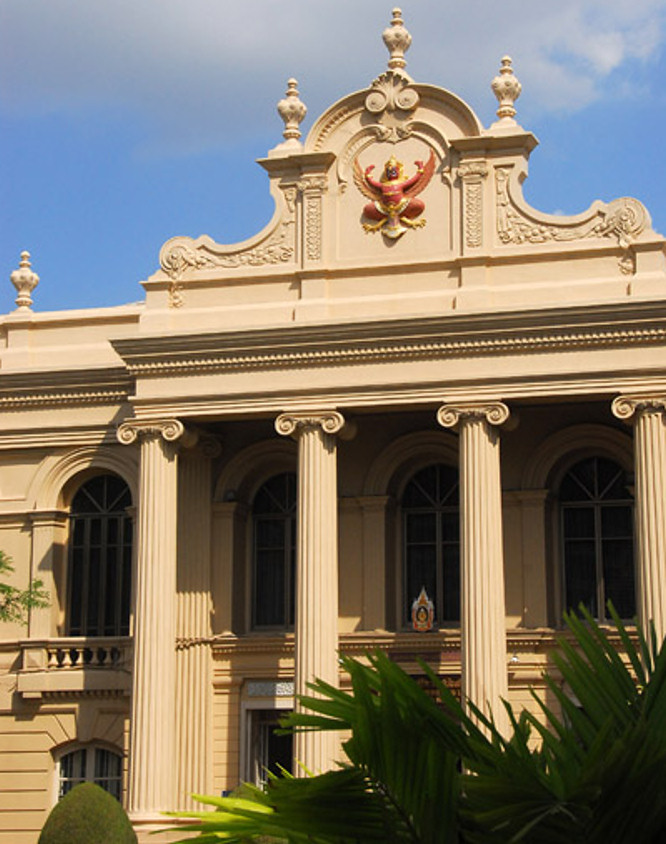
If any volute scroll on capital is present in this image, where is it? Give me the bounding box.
[275,410,350,439]
[117,418,198,448]
[437,401,511,430]
[611,395,666,422]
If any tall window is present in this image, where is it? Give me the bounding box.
[252,473,296,629]
[560,456,635,620]
[402,464,460,626]
[246,709,293,784]
[67,474,132,637]
[58,746,123,801]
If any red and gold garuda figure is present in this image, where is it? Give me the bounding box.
[354,149,436,239]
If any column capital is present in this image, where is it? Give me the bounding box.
[612,395,666,423]
[275,410,350,439]
[117,418,198,448]
[437,401,510,430]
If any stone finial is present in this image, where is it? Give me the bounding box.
[491,56,522,128]
[383,8,411,72]
[277,78,307,147]
[10,251,39,310]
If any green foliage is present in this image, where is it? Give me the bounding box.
[0,549,49,624]
[173,606,666,843]
[38,782,137,844]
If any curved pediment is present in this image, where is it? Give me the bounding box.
[141,9,664,328]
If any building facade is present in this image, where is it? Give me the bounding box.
[2,11,666,842]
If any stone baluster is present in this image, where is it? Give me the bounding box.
[117,419,195,827]
[175,435,220,810]
[275,411,349,773]
[612,396,666,642]
[437,402,510,735]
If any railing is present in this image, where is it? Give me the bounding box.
[17,637,132,698]
[46,640,130,670]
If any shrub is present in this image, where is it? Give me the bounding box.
[38,782,137,844]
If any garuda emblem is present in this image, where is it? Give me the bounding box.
[354,149,436,239]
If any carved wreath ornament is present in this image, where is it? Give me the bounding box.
[354,150,435,239]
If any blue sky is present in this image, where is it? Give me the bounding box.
[1,0,665,314]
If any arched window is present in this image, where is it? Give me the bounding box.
[560,456,635,620]
[58,745,123,801]
[67,474,132,637]
[402,464,460,626]
[252,472,296,629]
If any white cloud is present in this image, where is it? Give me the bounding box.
[1,0,664,154]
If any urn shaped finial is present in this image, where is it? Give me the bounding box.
[491,56,522,128]
[383,8,412,72]
[10,251,39,311]
[277,78,307,146]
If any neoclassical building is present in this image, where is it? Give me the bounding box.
[2,10,666,842]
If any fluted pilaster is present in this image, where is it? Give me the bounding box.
[117,419,193,822]
[175,436,220,810]
[612,396,666,641]
[438,402,510,735]
[275,411,346,773]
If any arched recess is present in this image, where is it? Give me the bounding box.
[520,424,634,626]
[363,430,458,497]
[521,424,633,491]
[214,439,297,505]
[27,446,138,512]
[212,439,297,635]
[361,430,459,631]
[25,446,138,638]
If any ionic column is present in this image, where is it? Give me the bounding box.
[175,435,220,810]
[437,402,510,735]
[117,419,195,825]
[612,396,666,642]
[275,411,348,773]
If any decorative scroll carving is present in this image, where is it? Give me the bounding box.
[496,168,648,274]
[117,418,195,447]
[459,163,488,249]
[612,395,666,421]
[275,410,346,438]
[437,402,510,429]
[365,70,420,116]
[159,188,297,307]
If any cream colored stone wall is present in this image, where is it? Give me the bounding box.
[2,9,665,840]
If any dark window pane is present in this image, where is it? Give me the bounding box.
[561,457,635,622]
[603,539,636,619]
[601,506,633,538]
[405,544,437,621]
[406,512,436,544]
[440,510,459,542]
[255,550,287,627]
[561,458,596,501]
[402,464,460,627]
[67,475,133,637]
[441,546,460,622]
[256,519,286,549]
[252,473,296,630]
[564,540,597,616]
[563,507,595,539]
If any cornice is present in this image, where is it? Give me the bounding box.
[0,427,120,451]
[111,301,666,378]
[0,367,132,410]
